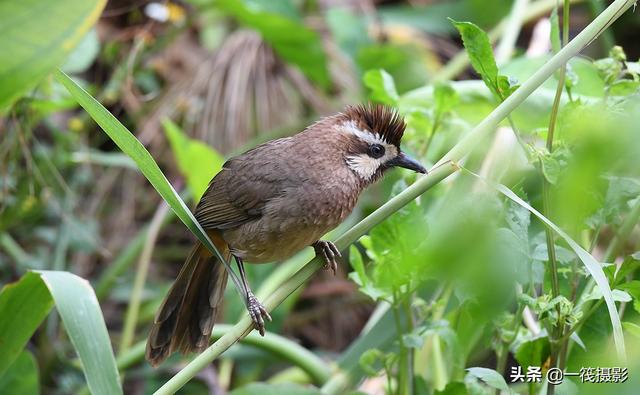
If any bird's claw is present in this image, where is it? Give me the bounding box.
[314,240,341,275]
[247,292,271,336]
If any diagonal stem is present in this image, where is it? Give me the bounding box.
[154,1,636,393]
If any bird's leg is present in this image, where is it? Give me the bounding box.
[312,240,341,275]
[235,256,271,336]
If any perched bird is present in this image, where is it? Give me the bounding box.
[146,104,426,366]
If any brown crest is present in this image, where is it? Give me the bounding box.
[342,103,406,147]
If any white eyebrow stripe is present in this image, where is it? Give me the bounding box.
[342,120,388,146]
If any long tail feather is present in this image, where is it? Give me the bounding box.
[146,235,229,366]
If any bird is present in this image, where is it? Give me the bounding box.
[146,103,426,366]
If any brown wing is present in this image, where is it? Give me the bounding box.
[194,138,296,230]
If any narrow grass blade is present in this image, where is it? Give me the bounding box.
[54,69,243,292]
[465,169,626,362]
[37,271,123,395]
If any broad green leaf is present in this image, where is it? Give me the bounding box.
[38,271,122,395]
[0,351,39,395]
[163,119,224,201]
[466,169,627,362]
[0,272,53,376]
[54,70,243,293]
[0,0,106,109]
[217,0,330,88]
[466,367,509,391]
[363,69,399,105]
[229,383,322,395]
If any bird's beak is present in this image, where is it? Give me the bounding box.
[389,152,427,174]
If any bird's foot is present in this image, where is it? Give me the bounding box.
[247,292,271,336]
[313,240,341,275]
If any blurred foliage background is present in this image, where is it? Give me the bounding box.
[1,0,640,394]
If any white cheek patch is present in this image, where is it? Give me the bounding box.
[342,121,398,180]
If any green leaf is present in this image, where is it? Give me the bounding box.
[163,119,224,201]
[466,367,508,391]
[54,70,243,293]
[0,272,53,376]
[434,82,459,118]
[229,383,321,395]
[62,28,100,74]
[450,19,499,97]
[515,336,550,370]
[349,245,368,287]
[622,322,640,338]
[0,351,39,395]
[609,80,640,96]
[37,271,122,395]
[0,271,121,394]
[363,69,399,105]
[217,0,330,88]
[0,0,106,109]
[466,169,627,362]
[402,333,425,349]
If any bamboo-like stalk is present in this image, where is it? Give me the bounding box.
[154,1,635,393]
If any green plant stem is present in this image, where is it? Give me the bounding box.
[433,0,584,82]
[155,2,634,392]
[119,202,170,354]
[116,324,331,385]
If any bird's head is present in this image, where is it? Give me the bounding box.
[337,104,426,182]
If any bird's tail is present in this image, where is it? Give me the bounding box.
[146,232,230,367]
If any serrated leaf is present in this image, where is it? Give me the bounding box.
[466,367,509,391]
[450,19,500,98]
[363,69,399,105]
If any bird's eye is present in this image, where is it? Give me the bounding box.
[368,144,385,159]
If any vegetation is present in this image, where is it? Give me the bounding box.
[1,1,640,394]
